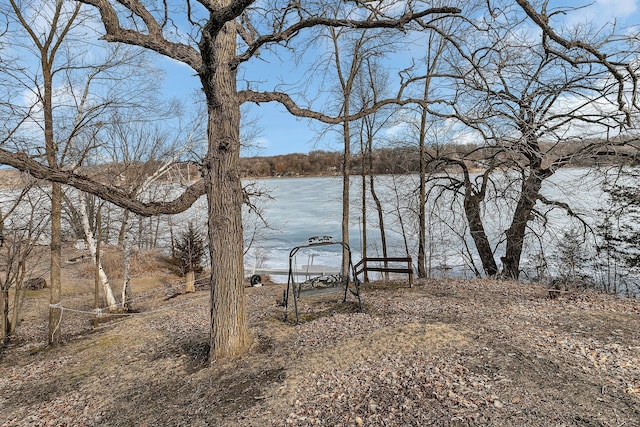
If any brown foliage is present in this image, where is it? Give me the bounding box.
[2,278,640,425]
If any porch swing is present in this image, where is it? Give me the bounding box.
[282,236,363,323]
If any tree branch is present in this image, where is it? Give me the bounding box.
[0,148,206,217]
[239,89,431,124]
[233,6,461,67]
[77,0,202,71]
[537,194,593,233]
[210,0,256,33]
[515,0,638,124]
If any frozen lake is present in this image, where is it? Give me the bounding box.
[241,168,615,284]
[1,167,636,292]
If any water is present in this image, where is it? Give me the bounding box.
[243,176,352,280]
[242,169,598,281]
[243,169,639,295]
[2,168,637,292]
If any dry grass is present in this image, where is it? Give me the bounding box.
[74,247,173,280]
[1,252,640,426]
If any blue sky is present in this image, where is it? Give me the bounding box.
[159,38,333,157]
[159,0,640,157]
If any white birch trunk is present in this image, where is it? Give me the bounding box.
[79,196,117,310]
[121,233,132,310]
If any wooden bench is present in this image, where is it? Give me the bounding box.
[354,256,414,287]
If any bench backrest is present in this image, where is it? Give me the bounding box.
[354,257,413,287]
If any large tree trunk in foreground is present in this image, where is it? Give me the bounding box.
[201,20,250,360]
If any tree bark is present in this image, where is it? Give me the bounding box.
[360,136,368,282]
[11,263,26,336]
[121,234,132,311]
[118,209,130,248]
[46,54,62,344]
[341,120,351,273]
[463,191,498,277]
[417,105,428,278]
[501,171,546,280]
[1,287,8,340]
[80,197,117,310]
[48,183,63,345]
[185,270,196,293]
[369,173,388,267]
[200,18,249,360]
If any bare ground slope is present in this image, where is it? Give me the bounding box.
[1,261,640,426]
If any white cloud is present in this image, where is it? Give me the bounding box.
[595,0,637,16]
[563,0,638,27]
[384,122,410,139]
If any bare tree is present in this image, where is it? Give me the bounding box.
[2,0,164,344]
[0,181,48,342]
[402,19,456,278]
[354,57,395,278]
[0,0,635,360]
[426,3,637,279]
[78,194,118,309]
[596,164,640,295]
[314,6,402,271]
[4,0,84,345]
[50,0,458,360]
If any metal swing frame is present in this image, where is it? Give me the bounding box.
[283,236,362,323]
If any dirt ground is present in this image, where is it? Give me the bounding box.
[1,252,640,426]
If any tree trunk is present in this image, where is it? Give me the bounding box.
[168,215,176,258]
[463,192,498,277]
[1,287,8,340]
[0,209,4,247]
[417,127,428,278]
[417,75,431,279]
[392,179,410,274]
[137,215,143,250]
[360,137,368,282]
[501,172,545,280]
[40,38,63,344]
[118,209,130,248]
[93,223,100,329]
[80,197,117,310]
[121,234,132,311]
[10,266,26,336]
[201,19,249,361]
[370,174,388,265]
[341,119,351,274]
[48,183,63,345]
[185,270,196,293]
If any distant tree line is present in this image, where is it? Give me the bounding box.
[237,139,638,178]
[239,146,472,177]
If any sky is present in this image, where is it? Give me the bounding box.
[159,39,332,157]
[159,1,640,157]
